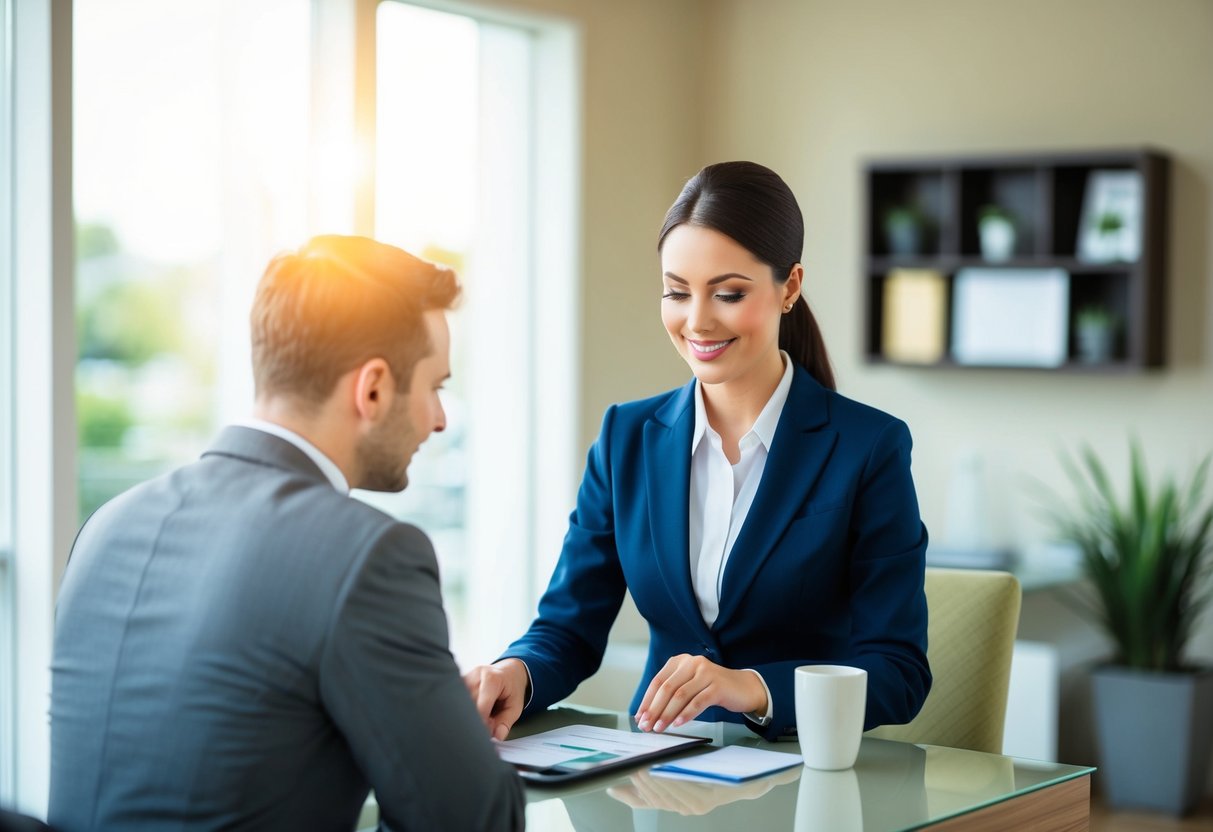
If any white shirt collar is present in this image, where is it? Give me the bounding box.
[691,350,795,456]
[236,418,350,494]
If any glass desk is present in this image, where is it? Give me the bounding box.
[515,706,1094,831]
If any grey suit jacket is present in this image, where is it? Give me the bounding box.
[49,427,524,831]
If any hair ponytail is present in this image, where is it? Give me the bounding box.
[659,161,836,391]
[780,294,835,391]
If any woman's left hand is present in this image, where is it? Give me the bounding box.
[634,653,768,732]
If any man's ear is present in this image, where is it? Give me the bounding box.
[352,357,394,424]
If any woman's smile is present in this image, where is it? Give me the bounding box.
[687,338,737,360]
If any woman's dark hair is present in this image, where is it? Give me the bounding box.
[658,161,836,391]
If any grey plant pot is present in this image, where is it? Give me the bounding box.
[885,220,921,257]
[1091,665,1213,815]
[1076,323,1114,363]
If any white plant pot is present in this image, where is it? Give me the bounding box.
[979,217,1015,262]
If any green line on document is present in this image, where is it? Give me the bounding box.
[543,742,596,752]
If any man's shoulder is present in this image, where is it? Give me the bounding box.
[82,452,404,564]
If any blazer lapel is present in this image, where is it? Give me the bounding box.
[714,368,839,629]
[644,381,714,643]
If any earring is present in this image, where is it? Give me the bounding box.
[783,303,794,313]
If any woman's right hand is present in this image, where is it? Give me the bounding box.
[462,659,530,741]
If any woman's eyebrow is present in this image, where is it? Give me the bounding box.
[663,272,754,285]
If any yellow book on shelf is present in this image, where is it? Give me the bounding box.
[882,269,946,363]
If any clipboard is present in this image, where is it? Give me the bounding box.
[496,724,712,785]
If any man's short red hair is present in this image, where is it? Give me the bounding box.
[250,235,459,407]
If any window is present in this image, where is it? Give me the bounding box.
[369,0,580,666]
[7,0,578,810]
[74,0,312,518]
[366,2,479,662]
[73,0,577,669]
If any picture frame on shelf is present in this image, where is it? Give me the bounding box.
[1077,170,1142,264]
[951,268,1070,367]
[882,269,947,363]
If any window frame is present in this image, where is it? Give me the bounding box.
[1,0,15,801]
[6,0,75,816]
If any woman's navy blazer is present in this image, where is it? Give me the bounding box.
[501,363,931,740]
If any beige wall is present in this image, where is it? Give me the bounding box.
[699,0,1213,635]
[696,0,1213,770]
[476,0,1213,762]
[502,0,1212,622]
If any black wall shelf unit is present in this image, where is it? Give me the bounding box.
[863,148,1169,372]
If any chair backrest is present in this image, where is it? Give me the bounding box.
[866,567,1021,754]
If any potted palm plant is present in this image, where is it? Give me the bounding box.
[1046,443,1213,815]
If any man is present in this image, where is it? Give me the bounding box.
[49,236,525,831]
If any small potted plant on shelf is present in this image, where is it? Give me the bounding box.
[977,204,1015,262]
[1074,306,1118,364]
[1094,210,1126,261]
[1044,443,1213,816]
[883,205,926,257]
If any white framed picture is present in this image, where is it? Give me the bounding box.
[1077,169,1142,263]
[951,268,1070,367]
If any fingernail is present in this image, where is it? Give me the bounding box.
[673,717,684,727]
[654,720,665,732]
[638,719,650,731]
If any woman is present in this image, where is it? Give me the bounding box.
[465,161,930,741]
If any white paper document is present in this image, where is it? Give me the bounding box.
[951,268,1070,367]
[495,725,706,772]
[650,745,802,783]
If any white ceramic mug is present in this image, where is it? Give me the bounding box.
[794,664,867,770]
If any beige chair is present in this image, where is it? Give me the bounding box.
[866,567,1021,754]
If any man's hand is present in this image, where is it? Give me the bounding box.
[634,654,768,732]
[462,659,529,741]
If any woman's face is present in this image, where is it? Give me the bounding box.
[660,224,800,387]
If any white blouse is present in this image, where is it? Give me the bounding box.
[688,351,794,625]
[687,351,794,722]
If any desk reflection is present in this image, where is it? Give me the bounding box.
[923,744,1015,818]
[530,735,929,831]
[794,767,861,832]
[513,707,1104,832]
[561,771,800,831]
[847,739,927,832]
[608,766,801,815]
